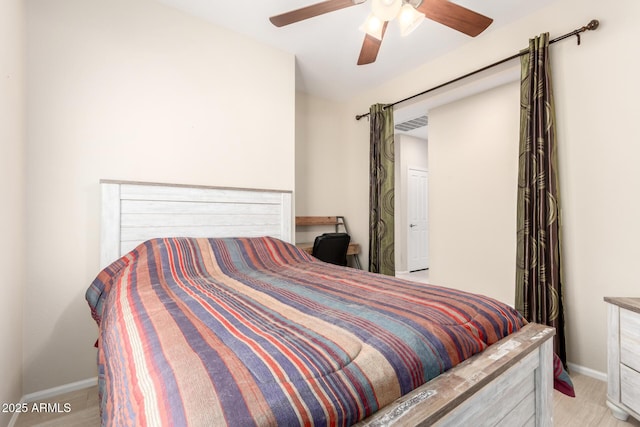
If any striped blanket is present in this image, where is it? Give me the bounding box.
[86,237,561,426]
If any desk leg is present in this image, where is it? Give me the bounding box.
[351,255,362,270]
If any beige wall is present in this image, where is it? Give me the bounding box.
[298,0,640,375]
[296,91,371,266]
[17,0,640,398]
[294,92,366,246]
[395,134,428,273]
[24,0,295,393]
[295,91,350,215]
[0,0,25,425]
[428,81,520,305]
[0,0,25,424]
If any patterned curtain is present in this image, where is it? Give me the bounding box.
[515,33,567,366]
[369,104,395,275]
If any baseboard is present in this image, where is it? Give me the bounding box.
[8,408,21,427]
[23,377,98,403]
[568,362,607,382]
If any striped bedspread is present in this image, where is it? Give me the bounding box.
[86,236,540,426]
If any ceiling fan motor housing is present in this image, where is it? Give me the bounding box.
[372,0,402,21]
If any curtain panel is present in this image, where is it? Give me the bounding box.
[368,104,395,276]
[515,33,567,366]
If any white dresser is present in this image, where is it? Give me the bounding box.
[605,297,640,422]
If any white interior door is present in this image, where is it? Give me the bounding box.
[407,168,429,271]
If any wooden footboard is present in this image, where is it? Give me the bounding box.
[357,323,555,427]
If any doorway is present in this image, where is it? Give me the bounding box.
[407,168,429,271]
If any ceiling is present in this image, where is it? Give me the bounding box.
[155,0,557,102]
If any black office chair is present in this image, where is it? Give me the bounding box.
[312,233,351,266]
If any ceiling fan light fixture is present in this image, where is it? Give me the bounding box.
[398,4,425,37]
[371,0,402,21]
[359,13,385,40]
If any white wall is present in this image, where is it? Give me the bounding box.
[25,0,295,393]
[324,0,640,375]
[0,0,25,425]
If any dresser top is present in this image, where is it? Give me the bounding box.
[604,297,640,314]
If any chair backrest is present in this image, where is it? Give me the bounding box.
[312,233,351,266]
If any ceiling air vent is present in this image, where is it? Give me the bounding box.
[395,115,428,132]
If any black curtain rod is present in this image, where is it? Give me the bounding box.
[355,19,600,121]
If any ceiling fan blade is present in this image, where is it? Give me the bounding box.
[357,21,388,65]
[270,0,358,27]
[417,0,493,37]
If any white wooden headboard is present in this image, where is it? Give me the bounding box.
[100,180,293,268]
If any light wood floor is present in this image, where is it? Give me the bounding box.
[12,373,640,426]
[555,374,640,426]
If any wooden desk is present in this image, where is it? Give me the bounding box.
[296,242,362,269]
[296,242,360,256]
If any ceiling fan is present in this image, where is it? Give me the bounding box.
[269,0,493,65]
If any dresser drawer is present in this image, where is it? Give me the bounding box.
[621,365,640,415]
[621,308,640,373]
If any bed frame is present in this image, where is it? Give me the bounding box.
[358,323,554,426]
[99,180,554,426]
[99,180,292,268]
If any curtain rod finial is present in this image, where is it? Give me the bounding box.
[577,19,599,45]
[586,19,599,31]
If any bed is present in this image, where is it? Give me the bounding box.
[87,180,573,426]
